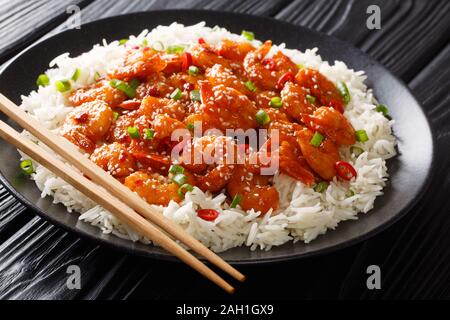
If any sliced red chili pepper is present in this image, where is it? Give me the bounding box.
[197,209,219,221]
[74,112,89,123]
[276,72,294,90]
[181,52,192,71]
[198,38,206,45]
[262,58,276,71]
[335,161,357,181]
[118,99,142,110]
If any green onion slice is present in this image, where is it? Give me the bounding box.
[152,41,164,51]
[346,189,355,197]
[306,94,316,105]
[230,194,242,209]
[94,72,101,81]
[350,146,364,157]
[169,164,185,175]
[297,63,304,69]
[245,80,256,92]
[310,131,324,147]
[110,79,137,98]
[375,104,391,119]
[36,74,50,87]
[269,97,282,109]
[55,80,71,93]
[188,65,199,76]
[255,109,270,126]
[119,38,128,45]
[355,129,369,142]
[20,159,34,175]
[142,39,149,47]
[337,81,351,104]
[241,30,255,41]
[170,88,183,100]
[314,181,328,193]
[144,128,154,140]
[172,173,187,186]
[71,68,81,82]
[187,123,195,131]
[190,90,201,102]
[127,126,140,139]
[166,45,185,54]
[113,112,119,121]
[177,183,194,198]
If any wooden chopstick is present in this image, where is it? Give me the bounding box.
[0,118,235,293]
[0,93,245,284]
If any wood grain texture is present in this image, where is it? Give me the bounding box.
[0,0,449,300]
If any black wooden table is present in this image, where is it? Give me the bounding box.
[0,0,449,300]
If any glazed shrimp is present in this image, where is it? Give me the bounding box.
[205,64,252,96]
[61,100,114,153]
[68,80,127,107]
[140,96,186,121]
[280,81,317,121]
[110,47,166,81]
[301,106,356,146]
[296,127,340,181]
[243,40,298,90]
[124,171,193,205]
[216,39,255,62]
[190,44,233,70]
[227,165,279,213]
[199,81,258,131]
[295,68,345,113]
[90,142,136,179]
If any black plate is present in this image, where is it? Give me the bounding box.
[0,10,435,264]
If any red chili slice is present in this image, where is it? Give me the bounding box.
[197,209,219,221]
[262,58,276,71]
[276,71,294,89]
[74,112,89,123]
[198,38,206,45]
[335,161,357,181]
[181,52,192,71]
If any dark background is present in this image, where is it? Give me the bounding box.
[0,0,449,300]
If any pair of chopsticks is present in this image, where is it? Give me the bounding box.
[0,93,245,293]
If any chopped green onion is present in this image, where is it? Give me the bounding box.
[375,104,391,119]
[152,41,164,51]
[129,78,140,90]
[36,74,50,87]
[297,63,304,69]
[94,72,101,81]
[170,88,183,100]
[269,97,282,109]
[241,30,255,41]
[245,80,256,92]
[71,68,81,81]
[314,181,328,193]
[20,159,34,175]
[187,123,195,131]
[188,65,199,76]
[144,128,154,140]
[113,112,119,121]
[346,189,355,197]
[166,45,185,54]
[110,79,136,98]
[230,194,242,208]
[142,39,148,47]
[127,126,140,139]
[255,109,270,126]
[306,94,316,104]
[355,129,369,142]
[337,81,351,104]
[350,146,364,157]
[310,132,324,147]
[119,38,128,45]
[169,164,185,175]
[212,25,220,31]
[177,183,194,198]
[190,90,201,102]
[55,80,71,93]
[172,173,187,186]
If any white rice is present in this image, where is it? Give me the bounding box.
[18,22,396,252]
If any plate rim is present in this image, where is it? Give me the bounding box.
[0,9,437,265]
